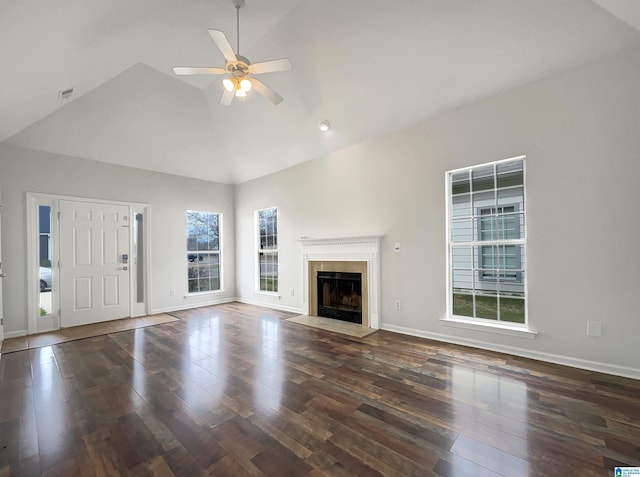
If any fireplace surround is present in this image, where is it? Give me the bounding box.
[300,236,381,329]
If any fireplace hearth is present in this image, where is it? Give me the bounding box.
[317,271,362,324]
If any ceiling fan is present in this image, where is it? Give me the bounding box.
[173,0,292,106]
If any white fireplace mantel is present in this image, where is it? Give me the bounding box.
[300,235,382,329]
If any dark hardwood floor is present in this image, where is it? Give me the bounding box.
[1,303,639,476]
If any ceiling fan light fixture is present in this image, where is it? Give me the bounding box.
[223,78,235,92]
[240,79,252,92]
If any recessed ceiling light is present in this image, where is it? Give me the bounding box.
[319,120,331,132]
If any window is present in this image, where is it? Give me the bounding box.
[257,207,278,293]
[186,211,221,293]
[447,157,526,324]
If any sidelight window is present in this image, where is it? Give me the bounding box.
[256,207,278,293]
[38,205,53,315]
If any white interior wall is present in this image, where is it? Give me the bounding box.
[235,46,640,377]
[0,146,236,335]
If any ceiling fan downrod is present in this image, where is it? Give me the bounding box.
[233,0,245,56]
[236,5,240,56]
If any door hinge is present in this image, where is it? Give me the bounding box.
[1,318,3,326]
[57,211,61,219]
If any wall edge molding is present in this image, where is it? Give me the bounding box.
[235,298,303,315]
[151,297,236,314]
[3,330,29,340]
[381,324,640,380]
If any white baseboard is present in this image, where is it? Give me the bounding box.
[3,329,28,339]
[381,323,640,381]
[151,296,236,314]
[235,298,303,315]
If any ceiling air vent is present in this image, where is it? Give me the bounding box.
[58,87,74,101]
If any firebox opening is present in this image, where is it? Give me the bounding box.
[317,271,363,324]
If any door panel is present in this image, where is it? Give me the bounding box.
[103,275,119,306]
[74,277,93,310]
[60,200,130,327]
[74,227,92,266]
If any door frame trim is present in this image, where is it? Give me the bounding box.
[26,193,151,334]
[0,186,4,343]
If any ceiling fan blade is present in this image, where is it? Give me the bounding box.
[250,78,283,105]
[219,88,234,106]
[208,29,237,63]
[248,58,292,75]
[173,67,226,75]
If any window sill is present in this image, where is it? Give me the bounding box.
[184,290,224,299]
[255,291,281,298]
[441,316,537,339]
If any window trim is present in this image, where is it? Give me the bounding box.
[445,155,531,332]
[186,210,223,295]
[255,207,279,294]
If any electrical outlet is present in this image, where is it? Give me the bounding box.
[395,300,401,310]
[290,288,295,296]
[394,243,401,252]
[170,289,176,296]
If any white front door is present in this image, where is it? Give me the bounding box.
[60,200,130,328]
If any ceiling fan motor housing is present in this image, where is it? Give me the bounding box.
[228,55,250,78]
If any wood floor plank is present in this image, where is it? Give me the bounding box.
[306,440,386,477]
[450,434,529,476]
[0,302,638,476]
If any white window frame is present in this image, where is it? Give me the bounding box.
[255,207,278,294]
[186,210,222,295]
[444,156,535,336]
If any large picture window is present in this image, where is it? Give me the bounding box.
[257,207,278,293]
[447,157,526,324]
[187,211,221,293]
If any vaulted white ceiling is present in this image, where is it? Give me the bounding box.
[2,0,639,184]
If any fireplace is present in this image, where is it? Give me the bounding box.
[300,235,382,329]
[317,271,362,323]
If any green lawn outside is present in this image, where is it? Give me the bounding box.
[453,293,525,323]
[260,277,278,292]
